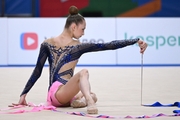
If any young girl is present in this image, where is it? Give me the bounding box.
[12,6,147,114]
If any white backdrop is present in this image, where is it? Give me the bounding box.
[0,18,8,65]
[0,18,180,66]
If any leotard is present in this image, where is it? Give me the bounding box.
[20,38,139,96]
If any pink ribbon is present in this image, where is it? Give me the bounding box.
[1,102,180,119]
[0,102,56,114]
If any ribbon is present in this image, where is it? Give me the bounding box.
[1,102,180,119]
[143,102,180,114]
[143,102,180,107]
[54,110,180,119]
[0,102,56,114]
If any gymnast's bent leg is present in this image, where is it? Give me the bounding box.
[55,69,98,114]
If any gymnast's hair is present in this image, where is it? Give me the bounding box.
[64,6,85,29]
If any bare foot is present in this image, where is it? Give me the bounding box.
[71,98,87,108]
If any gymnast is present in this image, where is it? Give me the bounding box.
[11,6,147,114]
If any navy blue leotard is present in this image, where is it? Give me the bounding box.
[20,38,139,96]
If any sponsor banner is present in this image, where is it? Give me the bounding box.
[7,18,116,65]
[8,18,66,65]
[5,18,180,66]
[0,18,8,65]
[116,18,180,64]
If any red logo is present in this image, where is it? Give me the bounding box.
[20,33,38,50]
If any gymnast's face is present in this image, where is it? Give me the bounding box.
[72,20,86,39]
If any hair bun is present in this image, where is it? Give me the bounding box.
[69,6,79,15]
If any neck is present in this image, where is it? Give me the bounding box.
[60,28,73,39]
[54,28,73,46]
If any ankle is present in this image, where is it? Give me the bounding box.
[86,97,95,106]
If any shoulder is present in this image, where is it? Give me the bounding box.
[43,38,54,44]
[72,39,81,46]
[41,38,55,46]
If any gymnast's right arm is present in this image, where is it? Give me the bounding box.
[11,43,48,106]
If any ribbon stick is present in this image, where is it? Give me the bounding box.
[141,54,143,106]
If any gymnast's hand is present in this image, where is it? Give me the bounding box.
[9,94,28,107]
[137,40,148,54]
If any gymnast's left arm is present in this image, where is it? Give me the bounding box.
[74,38,147,55]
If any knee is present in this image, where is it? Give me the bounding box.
[80,69,89,77]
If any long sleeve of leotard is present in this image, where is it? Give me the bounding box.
[20,43,48,96]
[74,38,139,56]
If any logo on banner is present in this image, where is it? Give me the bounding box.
[61,0,68,2]
[20,33,38,50]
